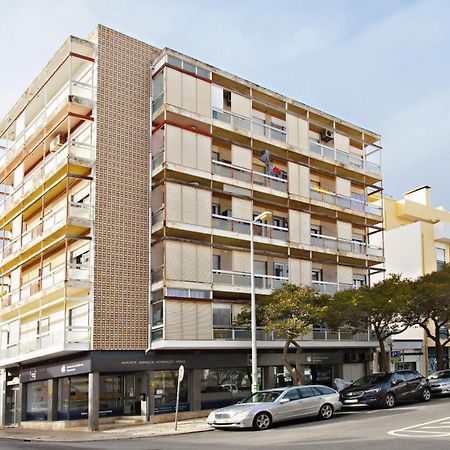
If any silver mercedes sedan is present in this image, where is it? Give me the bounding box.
[428,369,450,394]
[207,385,341,431]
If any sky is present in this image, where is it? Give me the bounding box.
[0,0,449,209]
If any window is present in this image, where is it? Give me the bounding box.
[212,204,220,215]
[311,225,322,235]
[274,263,288,278]
[71,245,90,267]
[212,151,220,161]
[223,90,232,108]
[273,217,288,229]
[353,275,366,289]
[71,185,90,205]
[152,301,163,327]
[37,317,50,336]
[312,269,323,282]
[299,386,316,398]
[310,180,321,190]
[312,386,336,395]
[402,371,419,382]
[68,304,89,328]
[436,247,446,271]
[166,288,210,299]
[213,304,231,328]
[391,373,406,384]
[213,255,221,271]
[283,388,301,401]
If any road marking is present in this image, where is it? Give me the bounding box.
[367,407,417,414]
[388,416,450,438]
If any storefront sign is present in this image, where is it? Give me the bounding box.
[19,357,91,383]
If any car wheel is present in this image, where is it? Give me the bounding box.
[253,412,272,431]
[318,403,334,420]
[384,393,396,409]
[421,388,431,402]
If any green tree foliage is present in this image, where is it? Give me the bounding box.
[234,284,328,385]
[410,264,450,371]
[325,275,413,372]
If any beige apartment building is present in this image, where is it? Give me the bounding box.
[0,26,384,429]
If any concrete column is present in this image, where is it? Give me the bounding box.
[0,369,6,426]
[19,382,27,423]
[47,379,58,422]
[262,366,276,389]
[88,372,99,431]
[147,371,155,421]
[189,369,202,412]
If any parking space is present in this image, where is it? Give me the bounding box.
[389,416,450,438]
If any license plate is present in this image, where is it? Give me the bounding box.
[344,399,359,404]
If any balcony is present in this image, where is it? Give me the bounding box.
[0,139,95,218]
[311,233,383,258]
[309,141,381,176]
[151,206,164,226]
[213,269,289,290]
[312,281,353,295]
[213,326,376,342]
[1,202,92,266]
[310,187,382,216]
[0,326,90,361]
[212,108,287,143]
[212,214,288,241]
[0,79,95,171]
[1,263,91,313]
[212,159,287,192]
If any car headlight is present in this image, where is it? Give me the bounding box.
[207,412,215,421]
[364,388,381,394]
[232,411,250,421]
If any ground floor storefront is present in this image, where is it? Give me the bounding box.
[0,347,375,429]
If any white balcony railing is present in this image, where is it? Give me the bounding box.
[212,108,286,143]
[309,141,381,176]
[310,187,382,216]
[0,79,95,170]
[0,137,95,217]
[0,326,91,360]
[312,281,353,295]
[310,233,383,258]
[213,269,289,290]
[1,262,91,310]
[212,159,287,192]
[212,214,288,241]
[1,202,92,262]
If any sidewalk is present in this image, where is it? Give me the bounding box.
[0,418,212,442]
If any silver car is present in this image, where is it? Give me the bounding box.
[428,369,450,394]
[207,385,341,431]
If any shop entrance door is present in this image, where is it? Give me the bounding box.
[123,375,142,416]
[5,385,20,426]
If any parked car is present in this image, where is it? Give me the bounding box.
[428,370,450,394]
[340,370,431,409]
[207,385,341,431]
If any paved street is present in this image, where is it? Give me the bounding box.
[2,397,450,449]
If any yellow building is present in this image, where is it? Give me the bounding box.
[383,186,450,373]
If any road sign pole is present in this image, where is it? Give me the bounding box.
[174,365,184,431]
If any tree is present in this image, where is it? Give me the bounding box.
[410,264,450,371]
[234,284,328,385]
[325,275,414,372]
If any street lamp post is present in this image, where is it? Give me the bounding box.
[250,211,272,394]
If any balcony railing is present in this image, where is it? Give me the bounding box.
[152,150,165,171]
[212,108,287,143]
[213,326,376,342]
[312,281,353,295]
[151,206,164,226]
[0,326,91,360]
[212,159,287,192]
[311,233,383,258]
[310,187,382,216]
[0,79,95,170]
[1,202,92,263]
[212,214,288,240]
[309,141,381,176]
[1,263,90,311]
[0,138,95,217]
[213,269,289,290]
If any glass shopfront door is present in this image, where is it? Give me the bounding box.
[5,385,20,426]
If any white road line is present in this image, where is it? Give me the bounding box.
[388,416,450,438]
[423,426,450,429]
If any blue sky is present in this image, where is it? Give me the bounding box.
[1,0,449,209]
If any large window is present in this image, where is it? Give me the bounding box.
[436,247,446,271]
[213,304,231,328]
[153,370,189,414]
[27,380,48,420]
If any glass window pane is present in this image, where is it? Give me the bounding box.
[213,304,231,327]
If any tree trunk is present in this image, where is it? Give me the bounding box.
[282,339,302,385]
[293,341,304,385]
[378,336,389,372]
[435,341,445,371]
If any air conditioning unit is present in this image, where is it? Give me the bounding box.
[49,134,64,152]
[321,129,334,142]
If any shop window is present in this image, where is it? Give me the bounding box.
[201,368,252,410]
[153,370,189,414]
[27,381,48,421]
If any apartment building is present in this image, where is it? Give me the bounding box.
[0,26,383,429]
[380,186,450,374]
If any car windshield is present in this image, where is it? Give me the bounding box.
[429,371,449,380]
[239,391,281,403]
[352,373,391,387]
